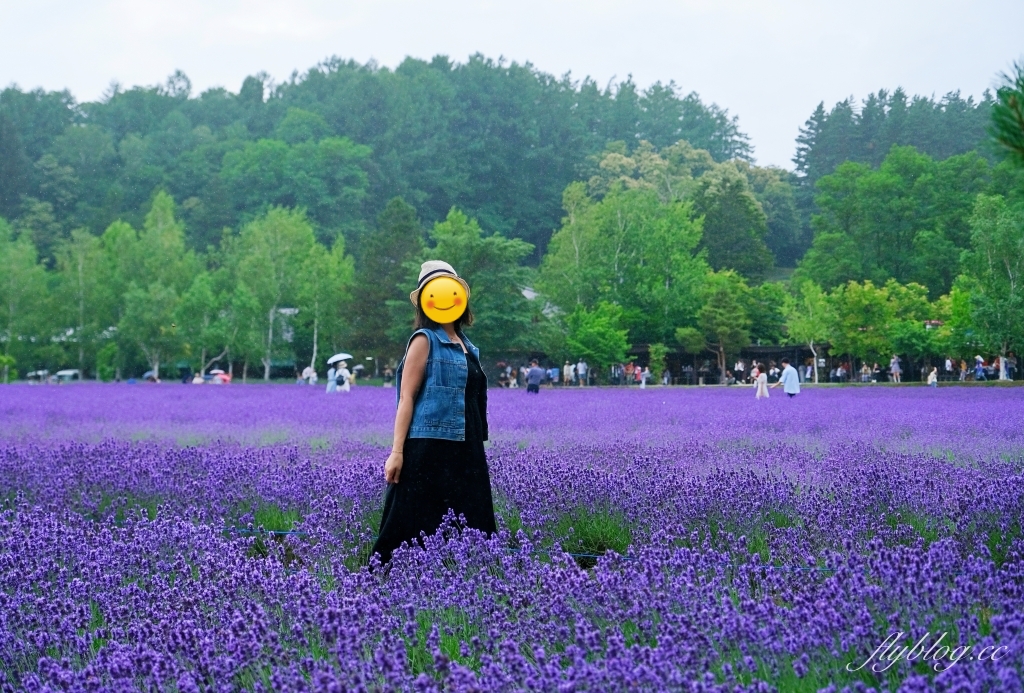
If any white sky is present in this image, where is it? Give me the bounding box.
[1,0,1021,168]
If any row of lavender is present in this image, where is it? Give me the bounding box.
[1,386,1023,690]
[7,383,1024,457]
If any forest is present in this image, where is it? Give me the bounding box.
[1,54,1023,382]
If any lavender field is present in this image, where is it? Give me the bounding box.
[1,384,1023,691]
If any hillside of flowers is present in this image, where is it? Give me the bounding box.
[1,385,1023,691]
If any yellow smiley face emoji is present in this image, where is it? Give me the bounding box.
[421,276,468,323]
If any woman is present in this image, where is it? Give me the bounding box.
[754,363,769,400]
[889,355,902,384]
[372,261,496,564]
[337,361,352,393]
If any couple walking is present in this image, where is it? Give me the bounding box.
[755,358,800,400]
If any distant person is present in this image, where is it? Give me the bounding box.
[927,367,938,388]
[755,362,769,400]
[860,363,872,383]
[383,366,394,388]
[974,356,986,381]
[576,359,588,386]
[337,361,352,393]
[191,373,204,384]
[526,360,544,394]
[772,358,801,398]
[959,359,968,382]
[548,365,559,387]
[889,355,902,384]
[563,361,574,386]
[872,363,881,383]
[326,364,338,393]
[641,366,651,388]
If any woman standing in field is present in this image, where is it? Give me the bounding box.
[372,261,496,564]
[754,363,769,400]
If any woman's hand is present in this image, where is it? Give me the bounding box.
[384,451,404,484]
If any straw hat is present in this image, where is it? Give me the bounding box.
[408,260,471,307]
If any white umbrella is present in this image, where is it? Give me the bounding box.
[210,369,226,375]
[328,353,353,364]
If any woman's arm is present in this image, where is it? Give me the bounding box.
[384,334,428,483]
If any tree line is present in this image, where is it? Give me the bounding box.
[1,57,1022,382]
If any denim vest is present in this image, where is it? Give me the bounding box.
[396,326,482,441]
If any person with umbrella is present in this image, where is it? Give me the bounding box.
[326,353,353,393]
[372,261,496,564]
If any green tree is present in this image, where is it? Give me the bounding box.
[797,147,990,297]
[0,220,47,381]
[176,271,230,375]
[691,164,773,280]
[647,342,669,383]
[961,194,1024,356]
[220,136,371,244]
[992,61,1024,165]
[784,281,834,383]
[538,183,706,345]
[118,281,180,377]
[828,280,895,364]
[229,207,316,380]
[676,271,751,383]
[296,238,354,373]
[565,302,629,373]
[397,208,534,357]
[349,198,424,358]
[54,228,110,378]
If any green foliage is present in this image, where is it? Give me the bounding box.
[0,57,749,258]
[677,271,751,381]
[395,208,535,357]
[692,164,774,280]
[797,146,990,297]
[220,136,370,244]
[228,207,317,379]
[565,303,629,371]
[961,194,1024,354]
[992,61,1024,165]
[294,237,354,372]
[95,343,117,382]
[0,218,48,375]
[827,279,938,363]
[794,88,995,188]
[784,281,834,382]
[648,342,669,380]
[349,198,424,359]
[538,183,706,345]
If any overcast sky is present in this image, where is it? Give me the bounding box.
[2,0,1021,168]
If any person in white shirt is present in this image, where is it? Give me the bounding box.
[576,359,588,386]
[337,361,352,392]
[563,361,575,386]
[771,358,801,398]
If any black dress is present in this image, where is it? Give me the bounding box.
[372,350,496,563]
